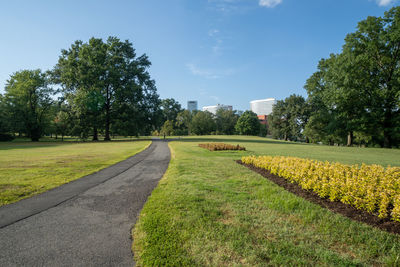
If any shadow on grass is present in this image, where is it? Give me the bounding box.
[0,138,152,150]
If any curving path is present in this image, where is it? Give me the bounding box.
[0,139,170,266]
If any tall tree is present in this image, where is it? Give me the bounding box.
[160,98,182,124]
[341,7,400,147]
[215,109,239,135]
[191,111,216,135]
[3,70,53,141]
[268,95,309,141]
[235,111,260,136]
[175,110,193,135]
[54,36,159,140]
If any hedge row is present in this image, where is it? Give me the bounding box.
[242,155,400,222]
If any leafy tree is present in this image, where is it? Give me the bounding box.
[3,70,53,141]
[0,94,14,141]
[191,111,216,135]
[54,36,160,140]
[175,110,192,135]
[341,7,400,147]
[54,110,71,141]
[269,94,309,141]
[215,109,239,135]
[160,120,174,136]
[305,7,400,147]
[235,111,260,136]
[160,98,182,124]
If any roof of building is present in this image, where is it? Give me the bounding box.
[250,98,276,103]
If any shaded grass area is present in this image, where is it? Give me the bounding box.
[0,140,151,206]
[133,137,400,266]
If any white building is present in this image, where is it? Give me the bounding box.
[202,104,233,115]
[250,98,276,116]
[187,101,198,112]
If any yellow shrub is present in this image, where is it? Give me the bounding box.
[242,155,400,222]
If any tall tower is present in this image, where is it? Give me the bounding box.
[187,101,198,112]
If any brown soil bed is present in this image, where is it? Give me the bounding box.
[237,160,400,235]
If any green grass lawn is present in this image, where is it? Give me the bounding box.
[133,136,400,266]
[0,140,151,206]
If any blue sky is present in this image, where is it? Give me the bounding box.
[0,0,398,111]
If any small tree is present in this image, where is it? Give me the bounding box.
[235,111,260,136]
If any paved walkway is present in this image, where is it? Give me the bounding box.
[0,139,170,266]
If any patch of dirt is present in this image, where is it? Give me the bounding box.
[236,160,400,235]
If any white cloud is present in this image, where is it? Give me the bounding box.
[186,63,236,79]
[376,0,395,6]
[259,0,282,8]
[208,29,219,37]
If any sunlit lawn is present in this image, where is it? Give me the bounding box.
[133,136,400,266]
[0,140,151,206]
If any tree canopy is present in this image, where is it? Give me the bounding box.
[235,111,260,136]
[3,69,53,141]
[53,36,160,140]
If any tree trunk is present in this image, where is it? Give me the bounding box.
[104,86,111,141]
[383,110,392,148]
[347,131,353,147]
[93,126,98,141]
[104,110,111,141]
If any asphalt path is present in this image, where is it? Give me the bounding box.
[0,139,170,266]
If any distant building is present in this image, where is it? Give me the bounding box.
[250,98,276,116]
[257,115,268,125]
[187,101,198,112]
[202,104,233,115]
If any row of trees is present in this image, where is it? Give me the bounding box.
[270,7,400,148]
[157,101,264,136]
[0,37,161,141]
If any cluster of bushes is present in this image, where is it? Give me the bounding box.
[199,143,245,151]
[242,155,400,222]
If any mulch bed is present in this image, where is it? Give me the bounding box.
[237,160,400,235]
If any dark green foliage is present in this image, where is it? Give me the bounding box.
[215,109,239,135]
[160,98,182,124]
[304,7,400,147]
[0,134,14,141]
[235,111,260,136]
[269,95,308,141]
[53,36,160,140]
[175,110,193,135]
[160,120,174,136]
[3,70,53,141]
[191,111,216,135]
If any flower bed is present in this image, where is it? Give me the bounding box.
[199,143,245,151]
[241,155,400,222]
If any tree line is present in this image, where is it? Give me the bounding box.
[0,36,265,141]
[0,37,160,141]
[156,98,264,137]
[269,7,400,148]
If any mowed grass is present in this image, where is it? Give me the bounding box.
[133,136,400,266]
[0,140,151,206]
